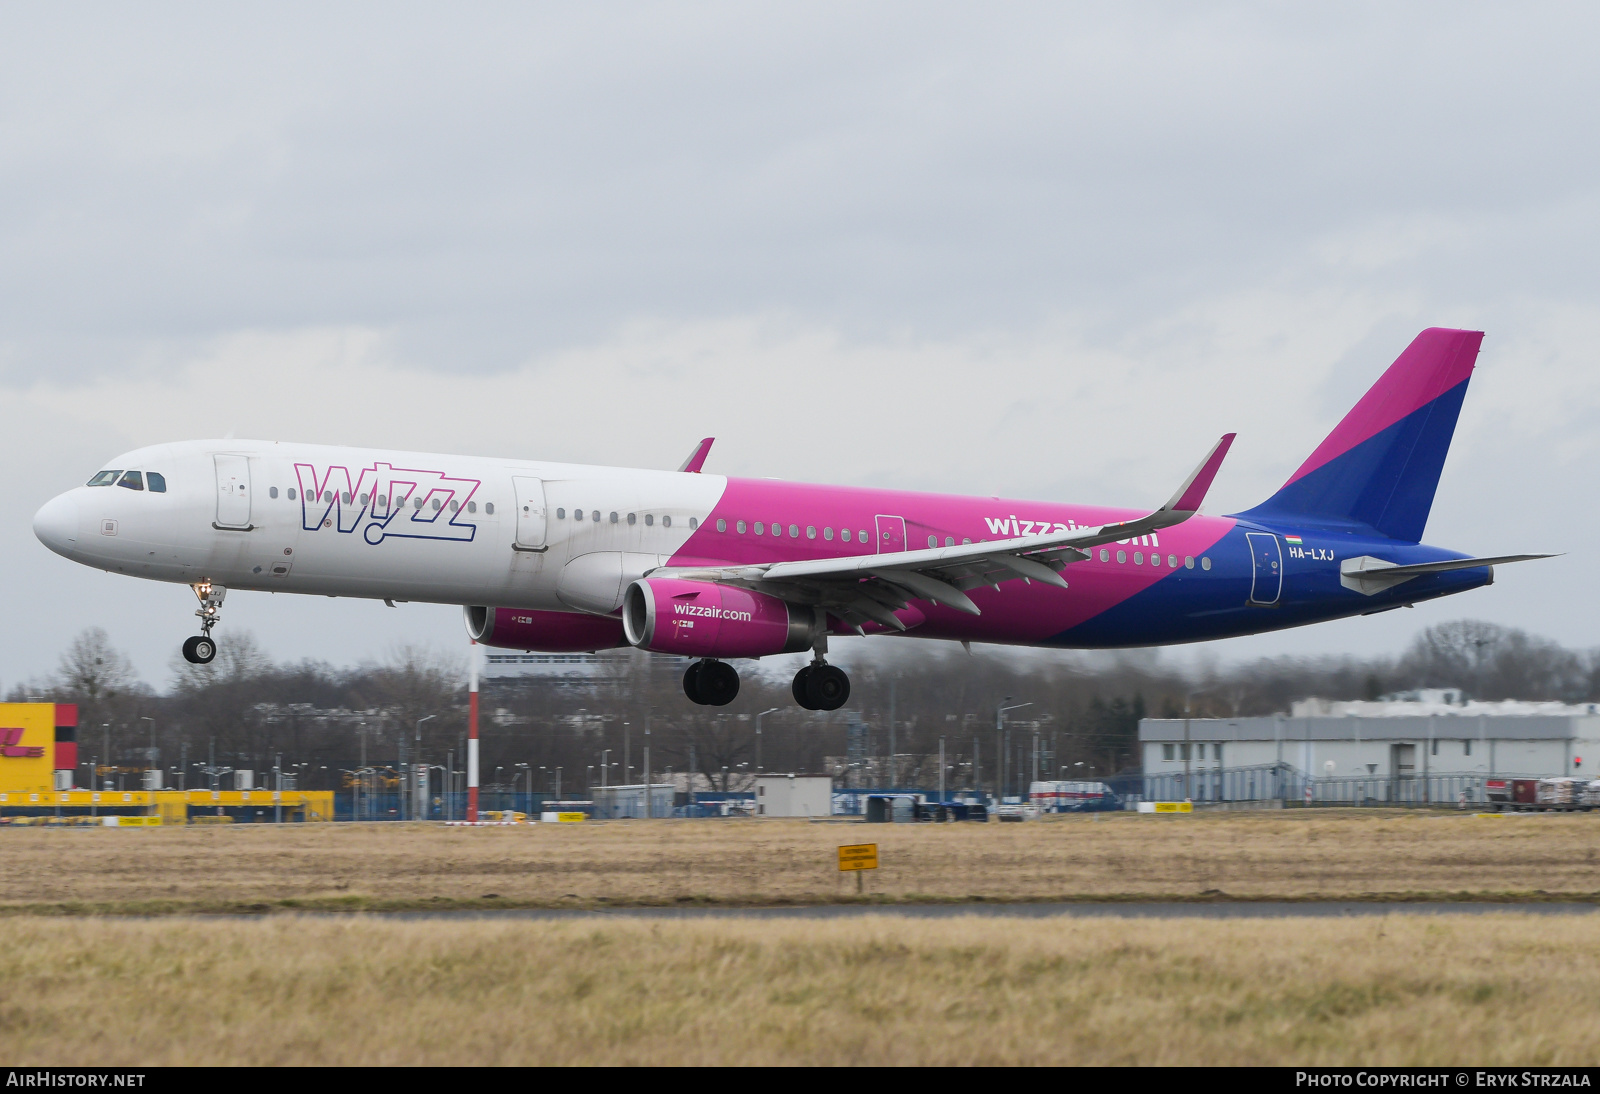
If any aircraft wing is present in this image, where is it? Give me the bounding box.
[655,434,1235,632]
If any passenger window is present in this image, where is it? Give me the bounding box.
[1116,551,1126,564]
[1134,552,1143,565]
[824,527,833,541]
[1168,555,1177,568]
[1184,556,1194,569]
[468,501,477,513]
[1099,549,1109,562]
[323,491,333,503]
[717,519,727,533]
[858,530,868,543]
[736,520,746,534]
[342,492,352,505]
[962,538,971,545]
[449,500,459,512]
[269,487,279,499]
[628,513,636,525]
[414,497,424,509]
[288,488,297,501]
[663,515,672,528]
[117,471,143,491]
[754,522,763,535]
[927,535,937,548]
[945,537,955,547]
[609,512,618,523]
[574,509,584,521]
[789,524,799,538]
[485,503,494,515]
[840,529,850,543]
[1201,556,1211,570]
[556,508,565,519]
[644,514,653,526]
[147,473,167,493]
[592,511,600,522]
[689,518,698,529]
[806,526,816,539]
[86,470,122,487]
[360,493,369,505]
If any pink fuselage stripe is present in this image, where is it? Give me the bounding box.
[667,477,1236,645]
[1283,328,1481,489]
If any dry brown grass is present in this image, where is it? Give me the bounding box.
[2,912,1597,1065]
[0,810,1597,914]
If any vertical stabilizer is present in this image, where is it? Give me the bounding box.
[1240,328,1482,542]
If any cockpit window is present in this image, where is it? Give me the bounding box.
[147,472,167,493]
[117,471,144,491]
[86,471,122,487]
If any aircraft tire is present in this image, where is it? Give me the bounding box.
[182,636,216,665]
[698,660,740,706]
[805,664,850,711]
[791,666,816,709]
[682,661,706,704]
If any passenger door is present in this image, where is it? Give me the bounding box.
[512,476,548,551]
[1245,532,1282,605]
[874,514,907,555]
[214,455,252,529]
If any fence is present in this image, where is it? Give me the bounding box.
[1122,764,1548,808]
[336,790,552,821]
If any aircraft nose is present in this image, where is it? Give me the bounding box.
[32,492,81,557]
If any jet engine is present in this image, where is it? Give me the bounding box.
[463,606,627,652]
[622,578,816,658]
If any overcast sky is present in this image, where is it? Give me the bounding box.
[4,3,1597,688]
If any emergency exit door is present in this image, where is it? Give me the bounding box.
[1246,532,1282,605]
[875,514,906,554]
[512,476,548,551]
[213,455,252,529]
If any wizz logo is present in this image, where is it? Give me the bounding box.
[0,728,44,758]
[295,462,483,546]
[983,515,1159,547]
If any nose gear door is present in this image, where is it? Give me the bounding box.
[1246,532,1282,605]
[512,476,548,551]
[214,455,252,530]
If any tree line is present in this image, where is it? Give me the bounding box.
[6,618,1600,796]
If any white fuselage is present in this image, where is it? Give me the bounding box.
[32,439,721,615]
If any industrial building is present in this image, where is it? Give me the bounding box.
[590,782,675,819]
[1137,694,1600,804]
[753,775,832,817]
[0,702,332,823]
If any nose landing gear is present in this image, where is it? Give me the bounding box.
[683,659,740,706]
[182,582,226,665]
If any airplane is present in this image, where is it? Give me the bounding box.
[32,327,1551,711]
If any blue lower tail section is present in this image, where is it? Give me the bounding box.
[1239,379,1468,542]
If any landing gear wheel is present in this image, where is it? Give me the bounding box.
[683,661,706,704]
[805,664,850,711]
[182,635,216,665]
[698,660,740,706]
[792,665,816,710]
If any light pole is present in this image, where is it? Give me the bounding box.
[996,698,1031,800]
[755,708,780,774]
[139,716,157,814]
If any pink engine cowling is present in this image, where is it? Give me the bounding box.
[622,578,816,658]
[463,606,627,652]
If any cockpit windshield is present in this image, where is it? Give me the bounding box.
[86,470,122,487]
[116,471,144,491]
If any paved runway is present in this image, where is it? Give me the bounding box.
[386,901,1600,921]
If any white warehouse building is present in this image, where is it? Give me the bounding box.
[1139,695,1600,784]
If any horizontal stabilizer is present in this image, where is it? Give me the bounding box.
[1340,553,1557,596]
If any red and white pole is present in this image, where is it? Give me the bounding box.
[467,638,480,823]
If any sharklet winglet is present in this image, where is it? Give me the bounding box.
[677,438,714,474]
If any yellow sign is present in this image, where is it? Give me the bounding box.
[838,843,879,871]
[1152,801,1192,814]
[0,704,55,795]
[107,815,162,827]
[556,812,586,823]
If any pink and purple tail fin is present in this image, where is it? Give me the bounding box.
[1241,327,1482,543]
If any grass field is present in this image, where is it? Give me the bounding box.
[3,912,1598,1065]
[0,809,1597,914]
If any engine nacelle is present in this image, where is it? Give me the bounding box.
[622,578,816,658]
[463,606,627,652]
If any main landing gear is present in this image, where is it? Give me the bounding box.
[181,581,226,665]
[792,660,850,711]
[683,659,740,706]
